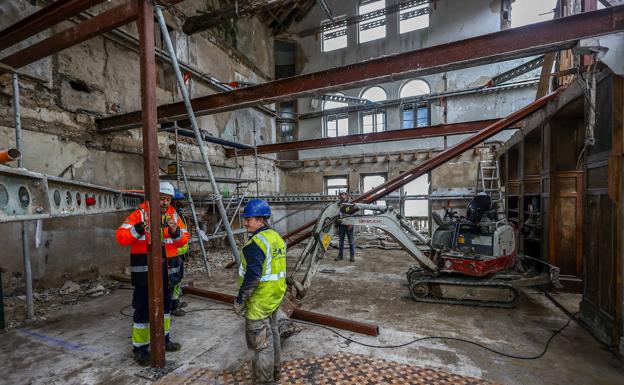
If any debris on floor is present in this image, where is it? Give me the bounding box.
[329,230,418,250]
[2,276,121,330]
[157,352,501,385]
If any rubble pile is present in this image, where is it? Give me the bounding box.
[2,277,121,330]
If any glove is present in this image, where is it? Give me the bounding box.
[233,299,246,317]
[133,222,145,236]
[169,225,180,238]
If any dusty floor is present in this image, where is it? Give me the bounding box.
[1,247,622,385]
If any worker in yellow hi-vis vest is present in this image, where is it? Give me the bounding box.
[233,199,286,385]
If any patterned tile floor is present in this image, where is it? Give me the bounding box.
[160,352,501,385]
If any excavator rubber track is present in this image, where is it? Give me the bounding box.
[407,267,520,308]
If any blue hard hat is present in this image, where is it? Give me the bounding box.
[241,199,271,218]
[173,189,185,200]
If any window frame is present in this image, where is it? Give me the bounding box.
[321,16,348,52]
[325,175,349,195]
[358,0,387,44]
[401,101,430,129]
[324,112,349,138]
[398,0,430,34]
[361,108,387,133]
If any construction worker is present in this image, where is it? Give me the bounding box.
[170,189,188,316]
[233,199,286,385]
[116,181,189,366]
[335,191,356,262]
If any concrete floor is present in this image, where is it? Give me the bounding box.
[1,247,622,385]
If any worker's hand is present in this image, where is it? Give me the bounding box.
[167,220,179,237]
[233,299,246,317]
[133,222,146,236]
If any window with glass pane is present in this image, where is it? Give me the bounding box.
[326,113,349,137]
[322,18,348,52]
[325,176,348,195]
[359,0,386,43]
[399,1,430,34]
[401,103,428,128]
[362,110,386,133]
[323,93,348,137]
[400,80,430,129]
[360,86,387,133]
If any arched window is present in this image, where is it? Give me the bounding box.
[360,86,387,133]
[323,93,349,137]
[400,79,430,129]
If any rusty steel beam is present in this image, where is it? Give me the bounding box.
[96,6,624,131]
[284,88,564,246]
[0,0,107,52]
[226,120,508,157]
[183,286,379,337]
[137,0,165,368]
[0,0,184,69]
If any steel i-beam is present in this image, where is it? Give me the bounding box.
[96,6,624,131]
[0,0,108,52]
[0,165,141,223]
[284,88,564,245]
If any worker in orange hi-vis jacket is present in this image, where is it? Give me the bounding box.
[115,181,189,366]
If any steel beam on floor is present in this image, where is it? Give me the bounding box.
[0,0,107,52]
[225,120,504,157]
[284,89,564,246]
[96,6,624,132]
[137,0,165,368]
[0,164,141,223]
[183,285,379,337]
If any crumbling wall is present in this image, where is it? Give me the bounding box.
[0,1,280,293]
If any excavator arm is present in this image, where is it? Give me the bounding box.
[287,201,437,299]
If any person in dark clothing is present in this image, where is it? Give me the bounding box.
[335,191,355,262]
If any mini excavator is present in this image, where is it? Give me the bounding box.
[287,193,560,308]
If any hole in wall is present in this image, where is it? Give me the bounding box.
[18,186,30,208]
[69,79,90,93]
[53,190,61,207]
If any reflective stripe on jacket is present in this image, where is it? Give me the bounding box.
[238,228,287,320]
[176,214,189,256]
[116,202,189,258]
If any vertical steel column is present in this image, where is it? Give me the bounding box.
[253,120,259,197]
[12,73,34,320]
[155,6,240,264]
[137,0,165,368]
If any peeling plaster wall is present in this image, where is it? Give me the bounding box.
[0,1,280,292]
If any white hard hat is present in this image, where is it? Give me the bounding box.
[159,181,175,196]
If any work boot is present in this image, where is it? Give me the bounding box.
[334,255,343,261]
[171,307,186,317]
[179,301,188,308]
[349,256,355,262]
[165,339,182,352]
[133,348,150,366]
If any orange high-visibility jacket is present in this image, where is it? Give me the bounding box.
[116,202,189,258]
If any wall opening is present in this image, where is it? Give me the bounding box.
[359,0,386,43]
